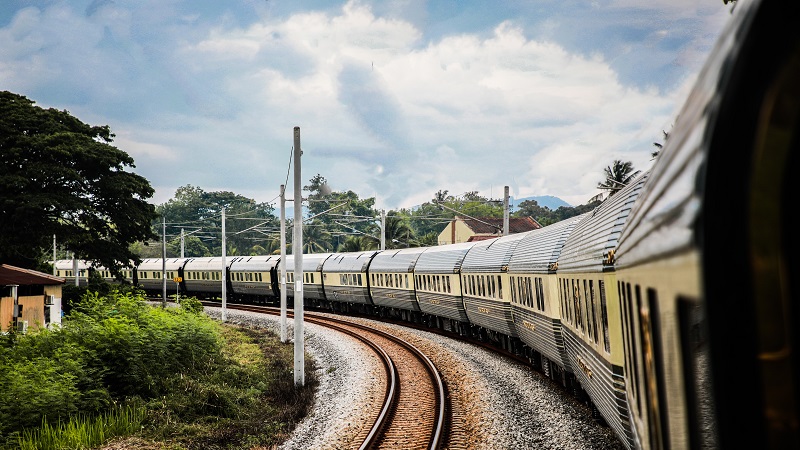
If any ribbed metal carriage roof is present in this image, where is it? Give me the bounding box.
[53,259,91,270]
[283,253,335,272]
[414,242,477,274]
[462,232,529,273]
[322,251,378,273]
[229,255,280,272]
[508,213,590,274]
[369,247,429,272]
[138,258,187,271]
[557,172,649,273]
[183,257,232,270]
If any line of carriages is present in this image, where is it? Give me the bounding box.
[53,172,643,449]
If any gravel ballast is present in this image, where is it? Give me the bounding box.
[207,307,624,449]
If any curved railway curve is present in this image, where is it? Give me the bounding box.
[200,301,448,450]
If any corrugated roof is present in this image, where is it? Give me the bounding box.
[1,264,65,286]
[458,216,541,235]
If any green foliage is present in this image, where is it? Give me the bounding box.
[143,325,318,449]
[0,90,158,271]
[511,198,600,226]
[304,174,380,249]
[178,296,204,314]
[0,287,319,449]
[303,220,333,253]
[17,404,146,450]
[0,287,222,440]
[597,160,641,197]
[154,185,277,258]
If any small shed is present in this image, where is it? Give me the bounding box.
[0,264,65,332]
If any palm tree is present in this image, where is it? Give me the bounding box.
[303,221,332,253]
[383,214,415,249]
[338,235,374,252]
[597,160,641,197]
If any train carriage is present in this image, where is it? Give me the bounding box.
[284,253,335,302]
[461,233,529,344]
[414,241,477,325]
[557,173,649,449]
[615,1,800,449]
[368,247,427,312]
[321,251,377,305]
[135,258,187,295]
[229,255,280,301]
[119,266,136,286]
[92,265,129,285]
[182,257,227,299]
[53,259,90,287]
[508,213,590,376]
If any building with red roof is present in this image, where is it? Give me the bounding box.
[437,216,541,245]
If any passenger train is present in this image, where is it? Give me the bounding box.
[54,1,800,448]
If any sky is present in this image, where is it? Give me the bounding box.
[1,0,734,209]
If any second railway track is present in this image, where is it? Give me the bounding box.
[200,301,448,450]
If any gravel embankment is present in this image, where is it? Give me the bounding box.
[207,308,624,450]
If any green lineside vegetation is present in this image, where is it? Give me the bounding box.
[0,286,318,449]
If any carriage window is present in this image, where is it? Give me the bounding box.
[590,280,599,344]
[572,279,581,330]
[512,276,518,303]
[584,280,593,340]
[496,275,502,299]
[537,277,545,311]
[563,279,570,324]
[678,297,718,448]
[627,282,642,415]
[644,287,668,449]
[527,277,533,308]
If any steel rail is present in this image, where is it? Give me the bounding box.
[200,301,445,449]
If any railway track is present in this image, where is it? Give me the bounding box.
[200,301,448,449]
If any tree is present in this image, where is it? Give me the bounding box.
[303,220,332,253]
[337,235,375,252]
[652,129,669,159]
[597,160,641,197]
[167,235,211,257]
[304,174,379,250]
[0,91,157,271]
[514,199,551,223]
[375,213,415,249]
[155,185,278,258]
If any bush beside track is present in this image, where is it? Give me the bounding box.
[0,286,318,450]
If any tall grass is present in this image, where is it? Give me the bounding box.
[17,404,146,450]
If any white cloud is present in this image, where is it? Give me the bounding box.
[0,0,730,211]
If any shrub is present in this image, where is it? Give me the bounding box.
[178,296,204,314]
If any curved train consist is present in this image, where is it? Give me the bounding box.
[54,1,799,448]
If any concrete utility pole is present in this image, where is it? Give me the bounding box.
[293,126,305,386]
[72,253,78,286]
[503,186,510,236]
[280,184,288,343]
[53,235,56,276]
[180,228,185,258]
[162,216,167,306]
[221,207,227,322]
[10,285,19,330]
[380,209,386,250]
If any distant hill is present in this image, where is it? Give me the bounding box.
[511,195,571,211]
